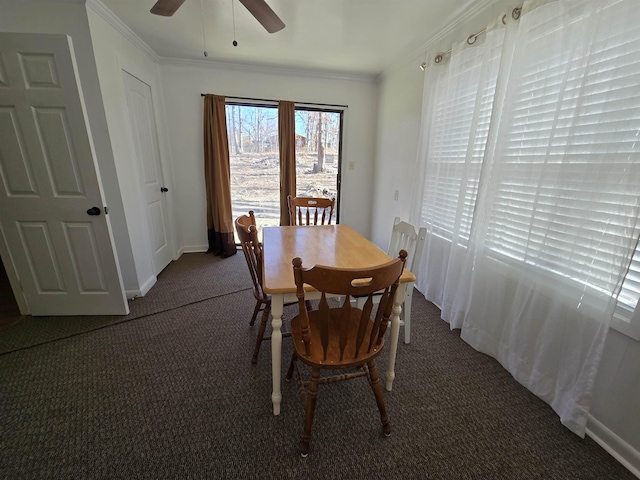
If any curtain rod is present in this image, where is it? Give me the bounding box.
[423,6,522,68]
[200,94,348,109]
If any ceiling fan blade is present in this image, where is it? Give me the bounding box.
[238,0,285,33]
[150,0,187,16]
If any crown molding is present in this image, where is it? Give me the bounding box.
[379,0,499,80]
[86,0,159,63]
[160,56,378,84]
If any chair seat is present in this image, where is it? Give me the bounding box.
[290,308,384,370]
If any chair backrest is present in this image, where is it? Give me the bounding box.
[387,217,426,277]
[292,250,407,363]
[287,195,335,226]
[235,210,256,234]
[234,212,265,300]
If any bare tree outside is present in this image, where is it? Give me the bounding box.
[227,104,341,240]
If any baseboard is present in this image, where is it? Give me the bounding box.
[125,289,140,300]
[182,245,208,253]
[586,415,640,478]
[126,275,157,300]
[175,246,185,258]
[139,275,157,297]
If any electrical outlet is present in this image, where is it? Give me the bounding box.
[394,190,399,201]
[348,161,355,170]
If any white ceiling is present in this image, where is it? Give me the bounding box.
[98,0,475,76]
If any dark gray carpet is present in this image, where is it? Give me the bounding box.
[0,253,635,479]
[0,252,249,354]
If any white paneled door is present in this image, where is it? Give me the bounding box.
[122,71,172,275]
[0,33,128,316]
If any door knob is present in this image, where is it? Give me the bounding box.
[86,206,101,216]
[160,187,168,193]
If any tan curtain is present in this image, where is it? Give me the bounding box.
[204,94,236,257]
[278,100,297,226]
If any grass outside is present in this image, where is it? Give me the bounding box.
[230,152,339,240]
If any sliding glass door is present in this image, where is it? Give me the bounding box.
[226,102,343,240]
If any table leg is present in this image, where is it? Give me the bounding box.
[386,283,406,391]
[270,294,284,415]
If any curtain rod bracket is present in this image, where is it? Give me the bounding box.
[429,4,522,66]
[512,6,522,20]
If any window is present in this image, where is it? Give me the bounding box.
[482,6,640,339]
[419,2,640,339]
[227,104,280,233]
[420,32,504,244]
[226,102,343,240]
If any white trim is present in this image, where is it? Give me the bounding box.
[611,315,640,341]
[587,415,640,479]
[86,0,159,62]
[139,275,156,296]
[159,56,377,84]
[182,245,209,253]
[125,289,140,300]
[126,275,157,299]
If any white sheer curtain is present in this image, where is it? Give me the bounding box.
[410,16,515,326]
[411,0,640,436]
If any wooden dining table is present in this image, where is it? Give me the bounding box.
[262,224,416,415]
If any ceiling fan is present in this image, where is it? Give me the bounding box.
[150,0,285,34]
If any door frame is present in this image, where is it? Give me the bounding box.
[116,54,177,271]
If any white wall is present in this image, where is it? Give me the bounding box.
[372,61,424,250]
[373,0,640,475]
[0,0,134,294]
[372,0,515,250]
[159,60,378,251]
[589,330,640,474]
[87,5,178,297]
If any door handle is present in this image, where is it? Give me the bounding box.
[160,187,168,193]
[86,206,101,216]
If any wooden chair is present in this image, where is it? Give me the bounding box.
[235,212,291,364]
[287,195,335,226]
[286,250,407,456]
[235,209,257,238]
[354,217,426,344]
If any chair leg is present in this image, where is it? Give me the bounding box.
[366,360,391,436]
[250,299,262,326]
[300,367,320,457]
[251,303,270,364]
[286,351,297,381]
[403,286,413,344]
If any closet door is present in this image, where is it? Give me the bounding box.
[122,70,172,275]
